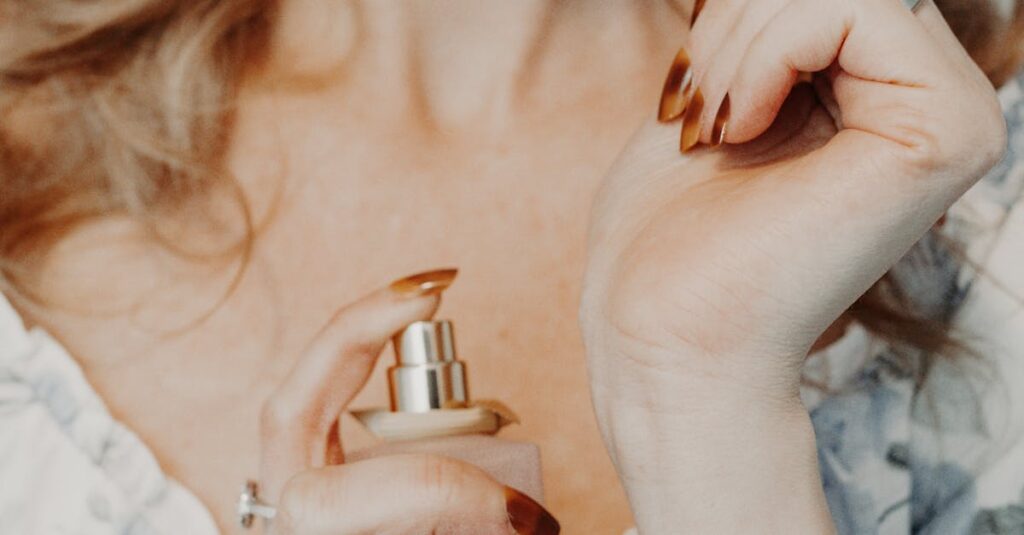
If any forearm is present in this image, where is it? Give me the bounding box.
[593,373,835,534]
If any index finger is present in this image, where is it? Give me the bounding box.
[259,268,457,501]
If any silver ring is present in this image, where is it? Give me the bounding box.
[238,480,278,529]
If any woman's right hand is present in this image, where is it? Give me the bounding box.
[257,269,558,534]
[581,0,1005,532]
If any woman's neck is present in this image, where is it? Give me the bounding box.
[258,1,690,132]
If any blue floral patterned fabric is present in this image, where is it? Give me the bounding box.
[801,72,1024,535]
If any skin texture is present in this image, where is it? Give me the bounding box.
[17,2,688,532]
[582,0,1005,532]
[10,0,1002,533]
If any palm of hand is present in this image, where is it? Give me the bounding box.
[584,85,903,396]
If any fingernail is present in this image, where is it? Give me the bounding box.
[711,93,731,148]
[680,88,705,153]
[658,47,695,122]
[691,0,706,26]
[389,268,458,297]
[506,487,560,535]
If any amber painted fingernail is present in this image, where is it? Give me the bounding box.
[710,93,731,148]
[506,487,560,534]
[680,88,705,153]
[658,47,695,122]
[691,0,706,26]
[389,268,458,297]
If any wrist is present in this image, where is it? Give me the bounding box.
[591,367,833,534]
[587,339,806,420]
[608,402,831,533]
[594,371,812,470]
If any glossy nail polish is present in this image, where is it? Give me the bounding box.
[506,487,560,534]
[658,48,695,122]
[711,93,731,148]
[680,88,705,153]
[348,320,547,505]
[691,0,706,26]
[389,268,458,297]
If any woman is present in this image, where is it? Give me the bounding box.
[0,0,1020,533]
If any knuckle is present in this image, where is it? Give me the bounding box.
[259,394,299,438]
[886,97,998,178]
[931,91,1007,174]
[321,323,378,365]
[277,473,314,532]
[277,471,337,532]
[338,337,378,363]
[879,103,948,170]
[898,130,947,173]
[977,105,1008,171]
[413,455,474,507]
[942,89,1008,171]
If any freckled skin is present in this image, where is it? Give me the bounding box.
[22,3,696,532]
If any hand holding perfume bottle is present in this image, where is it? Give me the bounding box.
[254,269,558,534]
[348,319,545,503]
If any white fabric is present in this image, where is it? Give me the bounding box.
[0,300,218,534]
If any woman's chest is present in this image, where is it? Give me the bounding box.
[33,104,644,530]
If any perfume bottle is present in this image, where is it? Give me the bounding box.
[347,319,545,503]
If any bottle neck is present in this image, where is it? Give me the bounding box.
[388,320,470,412]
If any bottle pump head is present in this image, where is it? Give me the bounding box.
[388,320,469,413]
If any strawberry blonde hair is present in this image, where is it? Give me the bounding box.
[0,0,1022,370]
[0,1,271,299]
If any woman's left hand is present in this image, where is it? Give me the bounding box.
[580,0,1006,532]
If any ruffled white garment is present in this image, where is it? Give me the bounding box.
[0,299,218,534]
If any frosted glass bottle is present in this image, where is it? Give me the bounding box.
[347,320,545,502]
